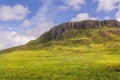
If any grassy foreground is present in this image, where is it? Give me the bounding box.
[0,43,120,80]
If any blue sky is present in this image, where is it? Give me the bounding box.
[0,0,120,50]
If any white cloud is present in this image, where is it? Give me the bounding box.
[115,9,120,21]
[25,0,55,37]
[71,13,97,22]
[0,4,29,21]
[0,31,35,50]
[94,0,120,12]
[90,17,98,20]
[71,13,89,21]
[0,1,56,50]
[104,16,110,20]
[22,19,31,27]
[26,22,54,37]
[63,0,85,10]
[115,4,120,22]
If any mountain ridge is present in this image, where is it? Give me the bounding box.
[39,20,120,41]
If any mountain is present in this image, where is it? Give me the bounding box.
[30,20,120,41]
[27,20,120,45]
[0,20,120,80]
[0,20,120,53]
[39,20,120,41]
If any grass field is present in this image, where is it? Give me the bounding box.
[0,42,120,80]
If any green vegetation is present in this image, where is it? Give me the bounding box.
[0,27,120,80]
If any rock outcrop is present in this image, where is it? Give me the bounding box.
[40,20,120,41]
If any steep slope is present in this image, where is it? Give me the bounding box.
[0,20,120,53]
[40,20,120,41]
[27,20,120,45]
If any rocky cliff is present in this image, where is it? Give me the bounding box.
[40,20,120,41]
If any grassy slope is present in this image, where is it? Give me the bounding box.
[0,27,120,80]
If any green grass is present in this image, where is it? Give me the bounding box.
[0,43,120,80]
[0,27,120,80]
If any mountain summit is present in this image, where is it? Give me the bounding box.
[39,20,120,41]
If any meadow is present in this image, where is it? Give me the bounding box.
[0,26,120,80]
[0,42,120,80]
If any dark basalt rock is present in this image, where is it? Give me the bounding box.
[101,20,120,28]
[41,20,120,41]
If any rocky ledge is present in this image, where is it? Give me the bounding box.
[41,20,120,41]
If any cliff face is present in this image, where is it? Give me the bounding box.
[40,20,120,41]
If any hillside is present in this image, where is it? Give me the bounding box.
[0,20,120,80]
[1,20,120,53]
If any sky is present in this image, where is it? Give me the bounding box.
[0,0,120,50]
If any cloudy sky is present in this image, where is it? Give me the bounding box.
[0,0,120,50]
